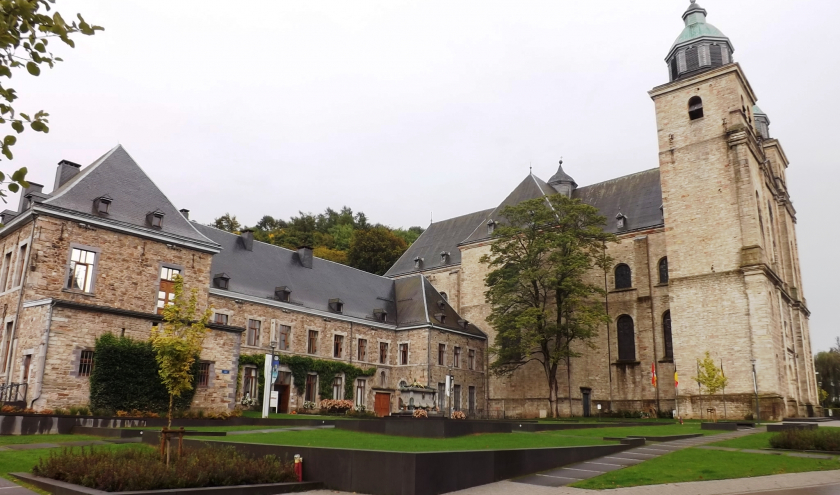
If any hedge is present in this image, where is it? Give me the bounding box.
[90,334,199,414]
[770,428,840,452]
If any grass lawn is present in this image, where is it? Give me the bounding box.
[709,431,776,450]
[0,435,103,446]
[194,429,614,452]
[550,424,720,438]
[571,448,839,489]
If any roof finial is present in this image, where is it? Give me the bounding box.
[690,0,696,4]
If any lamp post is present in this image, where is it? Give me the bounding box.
[751,359,759,425]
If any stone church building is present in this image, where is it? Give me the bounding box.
[0,1,817,420]
[387,1,817,420]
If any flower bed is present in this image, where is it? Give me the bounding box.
[770,428,840,452]
[319,399,353,414]
[31,446,296,492]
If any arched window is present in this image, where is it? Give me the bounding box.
[615,264,632,290]
[663,311,673,359]
[688,96,704,120]
[658,257,669,284]
[617,315,636,361]
[380,371,386,388]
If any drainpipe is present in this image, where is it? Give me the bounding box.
[426,328,431,387]
[603,244,613,406]
[643,237,661,413]
[7,215,37,384]
[29,300,55,408]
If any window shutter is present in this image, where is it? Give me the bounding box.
[721,47,730,64]
[677,50,687,73]
[699,45,710,66]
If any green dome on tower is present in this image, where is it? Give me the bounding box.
[665,1,735,82]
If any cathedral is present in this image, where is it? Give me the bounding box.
[0,1,816,421]
[386,0,817,420]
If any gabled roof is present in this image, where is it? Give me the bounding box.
[42,145,216,247]
[195,223,398,324]
[461,174,554,245]
[384,208,492,277]
[394,275,485,337]
[572,168,663,234]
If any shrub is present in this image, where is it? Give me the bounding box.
[770,429,840,452]
[452,411,466,420]
[319,399,353,414]
[302,401,317,411]
[32,446,296,491]
[413,408,428,419]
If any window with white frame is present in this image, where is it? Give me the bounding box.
[355,379,366,407]
[68,247,96,292]
[247,319,261,346]
[332,376,343,399]
[157,266,181,314]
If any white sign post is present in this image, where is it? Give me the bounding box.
[262,354,272,418]
[270,391,279,411]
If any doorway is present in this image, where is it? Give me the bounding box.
[276,371,291,413]
[374,392,390,417]
[581,388,592,417]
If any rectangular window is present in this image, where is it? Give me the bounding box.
[399,343,408,365]
[0,251,11,291]
[197,362,210,387]
[247,319,261,346]
[438,382,445,409]
[358,339,367,362]
[22,354,32,382]
[278,324,291,351]
[308,330,319,354]
[453,347,460,368]
[379,342,388,364]
[67,247,96,292]
[243,367,258,399]
[333,335,344,358]
[78,350,95,377]
[453,384,461,411]
[13,244,26,287]
[438,343,445,366]
[0,321,12,373]
[468,386,476,415]
[305,374,317,402]
[468,349,475,371]
[213,313,229,325]
[157,266,181,314]
[332,376,343,399]
[355,379,366,407]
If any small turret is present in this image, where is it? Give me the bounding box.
[547,160,577,197]
[753,105,770,139]
[665,0,735,82]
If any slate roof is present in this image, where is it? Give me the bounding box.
[42,145,217,248]
[194,223,485,338]
[384,208,492,277]
[573,168,663,234]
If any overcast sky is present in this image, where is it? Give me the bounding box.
[5,0,838,351]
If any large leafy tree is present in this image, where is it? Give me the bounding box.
[212,213,241,233]
[0,1,102,198]
[481,194,614,417]
[815,338,840,407]
[149,275,211,427]
[347,227,407,275]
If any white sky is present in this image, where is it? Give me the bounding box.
[5,1,838,351]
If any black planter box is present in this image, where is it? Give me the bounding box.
[336,419,511,438]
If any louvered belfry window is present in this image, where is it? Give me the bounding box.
[617,315,636,361]
[659,257,669,284]
[615,264,632,290]
[698,45,711,67]
[685,47,699,72]
[710,44,723,66]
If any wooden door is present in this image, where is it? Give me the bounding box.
[374,393,390,417]
[279,385,290,413]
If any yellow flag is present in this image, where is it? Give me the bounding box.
[675,371,679,388]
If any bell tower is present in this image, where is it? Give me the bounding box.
[649,1,817,418]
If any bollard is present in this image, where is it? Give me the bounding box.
[294,454,303,482]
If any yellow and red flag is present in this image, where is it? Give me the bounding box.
[675,371,679,388]
[651,363,657,387]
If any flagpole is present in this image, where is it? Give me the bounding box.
[721,358,727,420]
[697,359,703,421]
[674,358,680,421]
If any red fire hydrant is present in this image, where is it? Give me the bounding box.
[294,454,303,482]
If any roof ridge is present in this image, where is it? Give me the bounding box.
[577,167,660,189]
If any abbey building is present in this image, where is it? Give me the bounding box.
[0,1,816,420]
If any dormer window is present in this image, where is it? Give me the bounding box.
[616,212,628,230]
[414,257,422,269]
[457,319,469,329]
[487,219,496,235]
[434,313,446,324]
[275,286,291,302]
[147,210,165,228]
[440,251,449,264]
[659,204,664,221]
[373,308,387,323]
[436,299,445,310]
[213,273,230,290]
[329,298,344,313]
[94,195,112,215]
[440,291,448,302]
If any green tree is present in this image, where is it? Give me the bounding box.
[212,213,240,233]
[393,226,424,246]
[347,227,407,275]
[693,351,728,395]
[814,341,840,407]
[481,194,614,417]
[149,275,211,427]
[0,1,102,199]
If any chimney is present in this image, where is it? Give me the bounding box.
[240,229,254,251]
[54,159,81,191]
[179,209,190,220]
[17,182,44,213]
[297,246,313,269]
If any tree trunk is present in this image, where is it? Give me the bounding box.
[546,363,558,418]
[168,394,174,428]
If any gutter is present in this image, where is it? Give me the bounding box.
[29,300,55,408]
